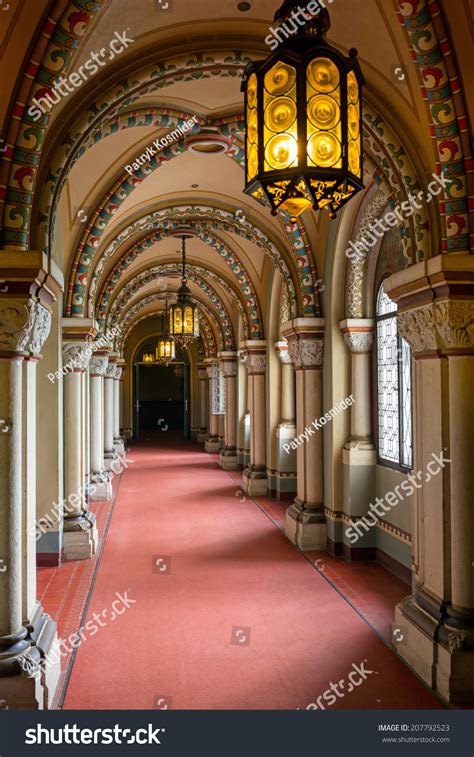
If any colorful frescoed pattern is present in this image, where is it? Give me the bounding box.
[0,0,105,248]
[396,0,472,253]
[85,215,263,336]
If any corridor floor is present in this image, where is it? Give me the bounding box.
[45,435,442,710]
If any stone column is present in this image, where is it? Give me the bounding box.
[113,361,125,456]
[281,319,325,550]
[339,319,376,558]
[385,255,474,704]
[218,413,225,450]
[62,343,98,560]
[197,363,208,443]
[103,357,118,471]
[237,348,250,469]
[89,353,112,501]
[274,341,297,499]
[242,340,267,496]
[218,352,238,470]
[0,282,60,709]
[204,359,220,453]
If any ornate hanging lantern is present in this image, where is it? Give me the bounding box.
[169,235,200,343]
[156,302,176,363]
[241,0,364,220]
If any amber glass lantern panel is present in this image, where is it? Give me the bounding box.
[173,306,183,335]
[347,69,361,178]
[263,62,298,173]
[306,57,342,170]
[246,73,259,182]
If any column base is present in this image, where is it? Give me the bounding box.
[237,448,250,469]
[285,498,327,551]
[392,596,474,704]
[219,448,237,470]
[25,604,61,709]
[104,450,118,471]
[218,437,225,451]
[0,614,60,710]
[197,431,208,443]
[242,467,268,496]
[89,471,112,501]
[113,437,125,455]
[63,513,98,560]
[205,436,220,453]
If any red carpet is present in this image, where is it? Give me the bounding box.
[61,434,442,710]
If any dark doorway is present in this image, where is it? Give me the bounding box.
[134,362,190,439]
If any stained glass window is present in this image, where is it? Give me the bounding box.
[376,281,413,469]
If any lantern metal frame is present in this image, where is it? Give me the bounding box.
[241,0,365,220]
[169,235,200,344]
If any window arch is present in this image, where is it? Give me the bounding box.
[375,281,413,469]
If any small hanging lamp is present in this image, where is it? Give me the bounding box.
[169,235,200,343]
[156,301,176,363]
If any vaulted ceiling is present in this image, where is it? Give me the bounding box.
[0,0,472,355]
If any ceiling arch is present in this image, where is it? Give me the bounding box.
[117,289,233,352]
[102,262,251,341]
[107,268,236,350]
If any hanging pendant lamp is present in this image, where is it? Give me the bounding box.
[169,235,200,343]
[241,0,364,220]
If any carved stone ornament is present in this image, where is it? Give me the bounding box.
[89,356,109,377]
[398,301,474,354]
[62,343,88,371]
[245,353,266,374]
[343,330,374,354]
[0,299,51,355]
[115,366,122,380]
[276,342,292,365]
[288,339,323,368]
[280,285,292,325]
[346,190,388,319]
[220,361,237,378]
[198,368,208,380]
[447,629,468,654]
[16,653,38,677]
[106,364,117,379]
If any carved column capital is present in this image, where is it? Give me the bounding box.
[221,361,237,378]
[89,356,108,377]
[242,340,266,375]
[384,257,474,356]
[340,319,375,354]
[275,340,292,365]
[288,339,323,368]
[0,298,51,356]
[397,300,474,354]
[106,364,117,379]
[114,366,122,380]
[280,318,324,369]
[219,351,238,378]
[62,343,88,372]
